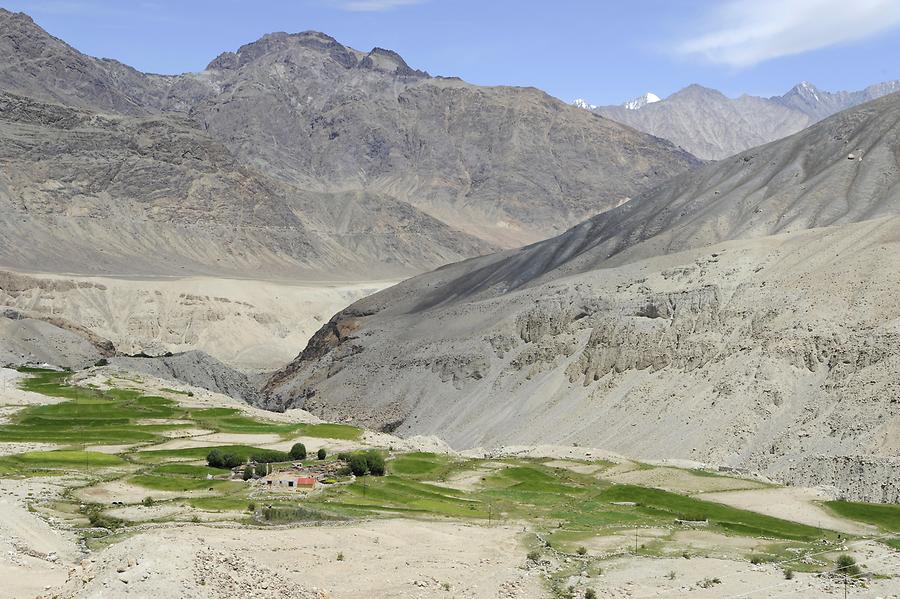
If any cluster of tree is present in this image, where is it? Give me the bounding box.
[208,445,330,472]
[206,449,243,469]
[337,450,385,476]
[206,448,293,469]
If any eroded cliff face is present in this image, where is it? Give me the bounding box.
[265,215,900,501]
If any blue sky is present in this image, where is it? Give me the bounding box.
[5,0,900,105]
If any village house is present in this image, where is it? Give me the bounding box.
[261,469,317,492]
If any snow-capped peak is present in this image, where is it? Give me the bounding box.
[622,92,661,110]
[573,98,597,111]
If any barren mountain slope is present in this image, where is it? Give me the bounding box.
[0,92,492,278]
[265,94,900,501]
[188,31,699,247]
[0,8,211,114]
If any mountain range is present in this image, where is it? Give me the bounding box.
[0,9,697,279]
[583,80,900,160]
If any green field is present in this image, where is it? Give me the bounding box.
[0,449,126,476]
[2,370,360,446]
[5,367,898,573]
[825,500,900,533]
[309,454,835,546]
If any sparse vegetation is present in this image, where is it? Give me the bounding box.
[835,554,860,577]
[576,546,587,556]
[142,496,155,507]
[698,577,721,589]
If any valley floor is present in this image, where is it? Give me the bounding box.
[1,367,899,599]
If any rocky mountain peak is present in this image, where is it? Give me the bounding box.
[207,30,359,70]
[784,80,823,102]
[359,47,428,78]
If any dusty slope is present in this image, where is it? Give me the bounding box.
[265,94,900,501]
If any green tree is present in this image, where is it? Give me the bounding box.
[365,450,385,476]
[255,462,268,477]
[348,454,369,476]
[289,442,307,460]
[317,448,327,460]
[242,466,254,480]
[206,449,224,469]
[221,453,242,469]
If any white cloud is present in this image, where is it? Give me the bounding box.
[336,0,426,11]
[677,0,900,67]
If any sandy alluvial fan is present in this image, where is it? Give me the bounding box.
[267,91,900,502]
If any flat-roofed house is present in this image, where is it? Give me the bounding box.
[263,470,317,491]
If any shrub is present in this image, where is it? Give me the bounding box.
[666,571,676,580]
[221,453,242,469]
[87,509,122,530]
[698,578,721,589]
[289,442,307,460]
[255,462,268,477]
[365,451,385,476]
[577,546,587,556]
[242,466,253,481]
[247,502,256,512]
[584,590,597,599]
[142,496,155,507]
[835,554,860,577]
[206,449,224,469]
[349,454,369,476]
[337,452,352,462]
[337,552,345,561]
[317,448,327,460]
[784,568,794,580]
[187,391,194,397]
[441,582,451,591]
[526,550,541,562]
[94,358,109,367]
